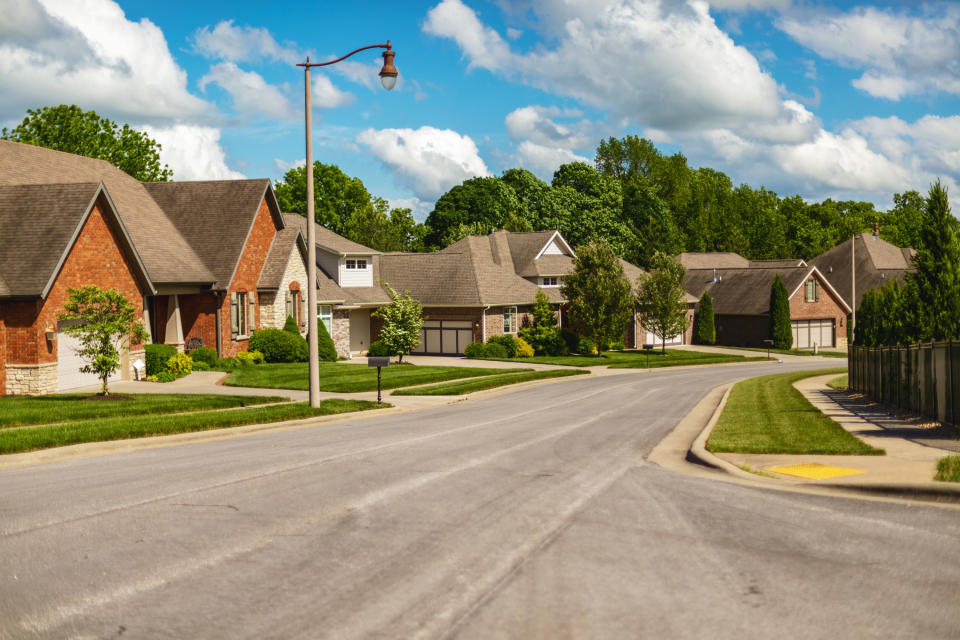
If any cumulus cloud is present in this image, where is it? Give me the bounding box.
[0,0,209,122]
[388,196,434,222]
[140,124,245,181]
[356,126,490,201]
[199,62,298,121]
[708,0,791,10]
[312,72,355,109]
[515,141,591,178]
[504,105,597,150]
[777,4,960,100]
[192,20,299,64]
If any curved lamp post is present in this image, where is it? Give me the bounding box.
[298,42,397,407]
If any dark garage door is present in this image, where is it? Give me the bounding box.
[411,320,474,355]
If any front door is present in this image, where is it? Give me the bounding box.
[350,309,371,352]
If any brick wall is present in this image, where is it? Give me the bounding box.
[2,199,146,394]
[179,293,218,352]
[0,316,5,395]
[219,197,279,358]
[789,276,848,344]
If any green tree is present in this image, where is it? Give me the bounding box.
[769,274,792,349]
[372,284,424,363]
[343,197,429,252]
[425,177,520,248]
[519,291,567,356]
[316,318,338,362]
[274,161,371,234]
[636,251,690,354]
[904,180,960,341]
[1,105,171,181]
[560,240,634,357]
[500,168,569,232]
[621,179,682,267]
[552,162,633,256]
[57,286,149,395]
[883,190,925,250]
[694,291,715,345]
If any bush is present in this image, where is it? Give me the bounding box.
[608,340,626,351]
[487,334,518,358]
[577,337,596,355]
[214,357,240,371]
[464,341,507,359]
[368,340,391,357]
[188,346,218,367]
[191,361,210,371]
[317,319,339,362]
[146,374,158,382]
[515,337,534,357]
[283,314,300,334]
[154,371,176,383]
[249,328,308,363]
[165,352,193,377]
[560,328,580,354]
[464,341,485,359]
[145,343,177,376]
[236,350,265,365]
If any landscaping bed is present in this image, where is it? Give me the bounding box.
[392,369,587,396]
[707,368,883,455]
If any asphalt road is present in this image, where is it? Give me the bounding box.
[2,362,959,639]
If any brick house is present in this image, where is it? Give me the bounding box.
[681,253,851,348]
[0,141,307,394]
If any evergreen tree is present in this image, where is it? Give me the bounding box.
[519,291,567,356]
[694,291,715,345]
[769,274,792,349]
[316,317,338,362]
[283,315,300,334]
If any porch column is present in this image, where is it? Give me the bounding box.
[165,295,185,352]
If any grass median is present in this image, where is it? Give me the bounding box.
[223,362,530,392]
[707,368,884,455]
[0,399,385,454]
[392,369,588,396]
[477,349,766,368]
[936,456,960,482]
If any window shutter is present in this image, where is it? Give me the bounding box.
[230,292,238,339]
[285,291,292,319]
[249,293,256,333]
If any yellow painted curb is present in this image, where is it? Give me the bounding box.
[766,462,865,480]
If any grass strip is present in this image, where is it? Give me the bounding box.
[0,394,288,429]
[607,355,768,369]
[707,368,883,455]
[827,374,848,390]
[223,362,529,392]
[0,399,384,454]
[477,349,764,368]
[725,346,848,358]
[935,455,960,482]
[392,369,587,395]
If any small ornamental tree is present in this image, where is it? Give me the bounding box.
[769,274,793,349]
[519,290,567,356]
[694,291,715,345]
[57,286,148,395]
[372,283,423,363]
[636,251,690,354]
[560,240,634,357]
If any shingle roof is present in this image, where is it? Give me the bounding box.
[285,214,380,255]
[0,140,213,285]
[677,252,750,269]
[810,234,915,311]
[145,179,279,289]
[258,214,305,290]
[685,266,823,315]
[0,182,151,298]
[749,259,807,268]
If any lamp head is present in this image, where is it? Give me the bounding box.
[379,41,398,91]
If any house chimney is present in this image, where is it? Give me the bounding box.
[873,221,879,239]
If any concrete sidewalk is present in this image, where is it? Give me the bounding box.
[689,374,960,502]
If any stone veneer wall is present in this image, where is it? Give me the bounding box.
[264,248,308,331]
[331,309,351,358]
[5,363,57,395]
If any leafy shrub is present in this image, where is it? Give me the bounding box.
[145,343,177,376]
[577,337,596,355]
[191,361,210,371]
[464,341,486,359]
[215,357,240,371]
[608,340,626,351]
[317,320,339,362]
[487,334,518,357]
[164,352,193,377]
[283,314,300,334]
[560,328,580,354]
[154,371,176,383]
[187,346,218,367]
[368,340,391,357]
[484,342,508,358]
[515,337,534,357]
[146,374,158,382]
[249,328,308,363]
[236,350,265,365]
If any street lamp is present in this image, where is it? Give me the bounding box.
[298,42,397,407]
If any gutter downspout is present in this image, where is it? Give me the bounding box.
[215,291,223,358]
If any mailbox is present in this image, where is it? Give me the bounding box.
[367,357,390,368]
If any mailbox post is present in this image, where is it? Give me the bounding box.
[642,344,654,369]
[762,339,773,361]
[368,356,390,404]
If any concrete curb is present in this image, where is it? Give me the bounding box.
[685,384,758,481]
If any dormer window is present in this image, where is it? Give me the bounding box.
[346,259,367,270]
[540,276,559,287]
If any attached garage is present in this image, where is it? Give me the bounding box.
[792,318,835,349]
[645,330,684,346]
[57,321,120,391]
[411,320,473,355]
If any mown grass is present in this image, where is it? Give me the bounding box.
[0,393,287,428]
[392,369,587,395]
[0,399,384,454]
[707,368,883,455]
[480,349,766,368]
[827,374,848,390]
[725,346,848,358]
[935,455,960,482]
[223,362,529,392]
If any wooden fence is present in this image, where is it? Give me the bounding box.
[849,342,960,428]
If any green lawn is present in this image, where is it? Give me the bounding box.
[827,374,848,390]
[0,393,287,428]
[707,368,883,455]
[392,369,587,396]
[725,346,848,359]
[477,348,767,368]
[0,399,384,454]
[935,456,960,482]
[222,362,530,392]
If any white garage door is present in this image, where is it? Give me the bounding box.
[791,319,835,349]
[58,321,120,391]
[645,330,683,346]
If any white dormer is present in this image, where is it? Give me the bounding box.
[539,276,561,287]
[535,231,575,259]
[339,256,373,287]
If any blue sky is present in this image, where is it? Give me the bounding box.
[2,0,958,219]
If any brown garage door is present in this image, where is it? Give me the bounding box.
[411,320,474,355]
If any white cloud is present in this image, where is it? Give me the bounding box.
[139,124,245,181]
[388,196,433,222]
[0,0,209,122]
[192,20,299,64]
[274,157,305,174]
[504,105,596,149]
[199,62,297,120]
[356,126,490,201]
[708,0,791,9]
[777,4,960,100]
[423,0,514,71]
[515,141,591,178]
[312,72,354,109]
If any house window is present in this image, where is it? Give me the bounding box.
[231,291,250,338]
[805,279,818,302]
[540,276,559,287]
[503,306,517,333]
[345,259,367,270]
[319,305,332,335]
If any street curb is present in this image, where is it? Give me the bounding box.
[686,384,758,481]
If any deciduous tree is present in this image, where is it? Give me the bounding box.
[636,251,690,354]
[372,284,424,363]
[561,241,634,357]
